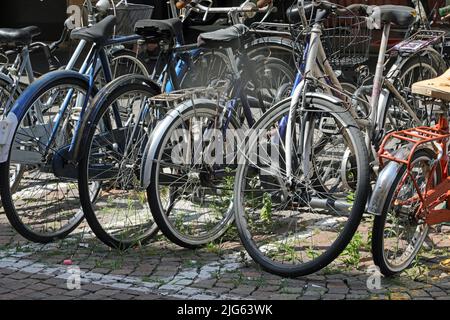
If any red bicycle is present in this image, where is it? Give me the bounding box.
[368,68,450,276]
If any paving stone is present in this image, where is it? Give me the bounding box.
[257,285,280,292]
[191,279,217,289]
[111,293,135,300]
[280,287,303,294]
[190,294,217,300]
[8,272,31,280]
[322,293,346,300]
[345,294,369,300]
[0,213,449,301]
[269,293,298,300]
[229,285,255,296]
[409,290,430,298]
[389,292,411,300]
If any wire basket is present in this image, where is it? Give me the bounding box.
[109,3,154,36]
[321,15,372,68]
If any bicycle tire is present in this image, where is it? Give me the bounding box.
[146,100,240,249]
[78,76,160,249]
[372,148,440,276]
[0,73,95,243]
[234,96,370,277]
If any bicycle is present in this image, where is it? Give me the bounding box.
[76,19,295,249]
[0,15,149,243]
[0,0,150,193]
[231,0,447,277]
[174,0,300,69]
[369,68,450,276]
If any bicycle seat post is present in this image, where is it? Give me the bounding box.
[226,47,240,80]
[371,23,391,131]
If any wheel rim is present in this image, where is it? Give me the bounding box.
[381,154,434,272]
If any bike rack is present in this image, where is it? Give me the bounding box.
[378,124,450,169]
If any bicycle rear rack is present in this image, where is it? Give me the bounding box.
[148,85,229,111]
[378,124,450,169]
[389,30,446,54]
[378,121,450,226]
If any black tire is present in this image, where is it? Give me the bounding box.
[372,148,440,276]
[234,97,370,277]
[78,77,160,249]
[110,49,151,77]
[0,76,94,243]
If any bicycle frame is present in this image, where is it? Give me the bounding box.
[0,47,36,116]
[284,12,345,184]
[284,3,446,185]
[31,33,142,160]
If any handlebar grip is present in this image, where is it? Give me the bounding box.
[439,5,450,17]
[257,0,273,9]
[176,0,192,10]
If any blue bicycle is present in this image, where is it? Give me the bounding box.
[76,22,295,249]
[0,16,151,243]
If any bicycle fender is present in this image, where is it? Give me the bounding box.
[367,147,410,216]
[245,36,296,56]
[140,98,218,190]
[0,112,18,163]
[0,70,90,164]
[73,74,161,161]
[304,92,345,107]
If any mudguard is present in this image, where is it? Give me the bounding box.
[246,36,296,58]
[367,147,410,216]
[0,70,91,164]
[72,74,161,161]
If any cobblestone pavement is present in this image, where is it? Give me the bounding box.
[0,211,449,301]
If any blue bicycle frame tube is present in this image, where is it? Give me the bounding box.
[162,47,201,92]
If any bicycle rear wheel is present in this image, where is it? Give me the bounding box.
[146,100,240,249]
[372,148,439,276]
[234,96,370,277]
[78,76,160,249]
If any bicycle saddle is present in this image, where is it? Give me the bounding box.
[135,18,184,45]
[71,15,117,46]
[412,69,450,102]
[0,26,41,46]
[197,24,248,50]
[371,5,417,28]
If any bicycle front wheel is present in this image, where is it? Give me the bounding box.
[0,73,95,242]
[234,96,370,277]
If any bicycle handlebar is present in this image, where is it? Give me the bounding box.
[176,0,273,14]
[306,1,369,16]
